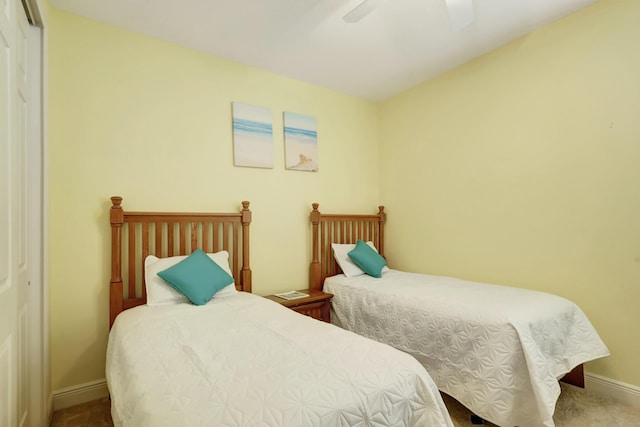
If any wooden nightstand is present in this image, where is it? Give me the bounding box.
[264,289,333,323]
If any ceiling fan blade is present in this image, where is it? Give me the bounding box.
[445,0,475,31]
[343,0,386,23]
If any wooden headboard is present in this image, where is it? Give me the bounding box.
[109,196,252,327]
[309,202,386,291]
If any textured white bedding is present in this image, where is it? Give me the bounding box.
[106,291,453,427]
[324,270,609,427]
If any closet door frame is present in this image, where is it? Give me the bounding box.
[27,18,46,427]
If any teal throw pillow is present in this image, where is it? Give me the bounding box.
[348,239,387,278]
[157,248,234,305]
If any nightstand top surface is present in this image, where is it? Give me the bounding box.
[263,288,333,308]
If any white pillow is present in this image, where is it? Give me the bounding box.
[331,241,390,278]
[145,251,237,306]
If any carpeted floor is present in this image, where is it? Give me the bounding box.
[50,396,112,427]
[444,383,640,426]
[51,383,640,426]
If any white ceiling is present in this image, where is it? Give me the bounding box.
[49,0,597,101]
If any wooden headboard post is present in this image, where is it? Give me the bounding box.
[110,196,124,328]
[309,203,322,291]
[309,203,386,291]
[377,205,386,258]
[241,201,252,294]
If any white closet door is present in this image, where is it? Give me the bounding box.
[0,0,32,425]
[15,3,30,426]
[0,0,19,422]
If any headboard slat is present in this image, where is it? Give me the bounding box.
[128,224,136,299]
[168,224,175,257]
[141,223,149,300]
[233,222,239,279]
[110,197,252,327]
[179,222,187,254]
[211,222,218,253]
[202,222,209,252]
[223,222,230,253]
[155,224,162,255]
[142,223,149,260]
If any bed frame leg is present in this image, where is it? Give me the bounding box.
[471,414,485,424]
[560,364,585,388]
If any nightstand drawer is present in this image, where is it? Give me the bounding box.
[264,289,333,322]
[289,300,331,322]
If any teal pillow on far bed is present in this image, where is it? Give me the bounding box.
[348,239,387,278]
[157,248,234,305]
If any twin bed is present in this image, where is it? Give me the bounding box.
[309,203,609,427]
[105,196,608,427]
[105,197,453,427]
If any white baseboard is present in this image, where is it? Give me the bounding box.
[49,373,640,414]
[585,371,640,409]
[51,379,109,411]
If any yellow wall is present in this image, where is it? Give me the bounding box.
[49,0,640,393]
[379,0,640,386]
[48,9,380,390]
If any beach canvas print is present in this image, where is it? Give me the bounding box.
[232,102,274,168]
[284,112,318,172]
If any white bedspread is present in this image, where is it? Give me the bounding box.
[106,292,453,427]
[324,270,609,427]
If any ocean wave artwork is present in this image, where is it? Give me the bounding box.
[232,102,274,169]
[284,111,318,172]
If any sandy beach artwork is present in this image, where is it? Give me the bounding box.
[232,102,273,168]
[284,112,318,172]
